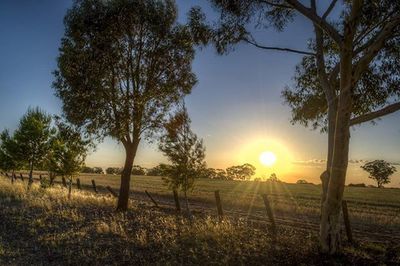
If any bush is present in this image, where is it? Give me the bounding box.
[296,179,309,184]
[348,183,366,187]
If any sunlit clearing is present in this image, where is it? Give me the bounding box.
[259,151,277,167]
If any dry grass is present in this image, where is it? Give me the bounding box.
[1,177,400,265]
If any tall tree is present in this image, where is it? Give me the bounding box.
[158,106,206,214]
[190,0,400,253]
[54,0,197,211]
[14,107,54,186]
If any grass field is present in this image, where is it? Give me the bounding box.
[72,173,400,239]
[1,175,400,265]
[11,172,400,242]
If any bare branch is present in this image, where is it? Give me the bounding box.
[259,0,292,9]
[243,38,316,56]
[353,15,400,83]
[285,0,343,46]
[311,0,335,103]
[350,102,400,126]
[322,0,338,20]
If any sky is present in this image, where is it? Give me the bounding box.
[0,0,399,186]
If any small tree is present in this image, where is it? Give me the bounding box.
[226,163,256,180]
[48,120,90,198]
[361,160,397,188]
[14,107,54,186]
[0,130,22,177]
[269,173,279,182]
[158,107,206,214]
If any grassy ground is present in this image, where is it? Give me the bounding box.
[1,177,400,265]
[71,173,400,240]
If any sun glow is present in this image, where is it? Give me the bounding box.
[234,138,294,179]
[259,151,277,167]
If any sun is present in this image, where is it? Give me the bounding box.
[259,151,277,167]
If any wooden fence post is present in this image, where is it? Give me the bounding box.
[145,190,159,207]
[39,175,42,181]
[262,194,277,235]
[62,177,67,187]
[106,186,118,198]
[91,179,98,193]
[214,190,224,221]
[342,200,353,243]
[173,190,181,212]
[76,178,82,190]
[19,173,24,182]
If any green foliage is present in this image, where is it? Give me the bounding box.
[0,130,22,172]
[199,168,228,180]
[47,119,90,180]
[361,160,397,188]
[105,167,122,175]
[81,166,104,174]
[13,107,54,176]
[146,163,170,176]
[158,107,206,193]
[53,0,197,142]
[226,163,256,180]
[131,165,146,176]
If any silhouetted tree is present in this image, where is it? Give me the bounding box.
[146,163,170,176]
[54,0,197,211]
[14,107,54,186]
[361,160,397,188]
[190,0,400,253]
[268,173,279,182]
[226,163,256,180]
[159,106,206,214]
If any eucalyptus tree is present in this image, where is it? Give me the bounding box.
[158,106,206,214]
[54,0,197,210]
[14,107,54,186]
[190,0,400,253]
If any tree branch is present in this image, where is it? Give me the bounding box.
[285,0,343,46]
[311,0,335,103]
[243,38,316,56]
[353,15,400,83]
[322,0,338,20]
[350,102,400,126]
[259,0,292,9]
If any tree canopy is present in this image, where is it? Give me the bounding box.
[361,160,397,188]
[54,0,198,210]
[13,107,54,183]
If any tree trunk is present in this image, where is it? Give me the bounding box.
[68,177,72,199]
[116,140,139,211]
[320,102,337,209]
[28,161,34,188]
[320,46,353,254]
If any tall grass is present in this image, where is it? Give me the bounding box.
[0,177,399,265]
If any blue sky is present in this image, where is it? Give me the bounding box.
[0,0,399,184]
